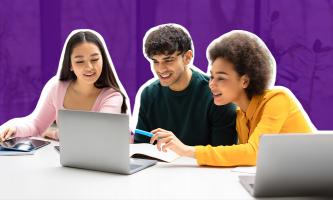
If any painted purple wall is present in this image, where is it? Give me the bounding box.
[1,0,332,129]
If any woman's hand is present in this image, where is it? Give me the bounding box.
[150,128,195,158]
[42,127,59,141]
[0,126,16,142]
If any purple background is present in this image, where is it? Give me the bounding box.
[1,0,332,129]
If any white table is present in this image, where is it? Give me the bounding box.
[0,140,321,200]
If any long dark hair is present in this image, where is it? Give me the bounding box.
[59,30,127,113]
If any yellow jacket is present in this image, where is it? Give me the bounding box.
[194,87,315,167]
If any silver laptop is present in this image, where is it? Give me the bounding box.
[58,110,157,175]
[239,133,333,197]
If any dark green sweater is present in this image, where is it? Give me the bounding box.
[135,70,237,146]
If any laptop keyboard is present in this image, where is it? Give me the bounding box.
[130,164,142,170]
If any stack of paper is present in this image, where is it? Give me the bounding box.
[231,166,256,174]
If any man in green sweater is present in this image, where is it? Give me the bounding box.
[133,24,237,146]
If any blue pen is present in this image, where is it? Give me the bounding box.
[134,129,154,138]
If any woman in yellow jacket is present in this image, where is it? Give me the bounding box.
[149,30,316,167]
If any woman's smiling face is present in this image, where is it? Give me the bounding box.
[209,57,249,106]
[70,42,103,85]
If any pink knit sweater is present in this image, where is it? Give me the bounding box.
[2,76,123,138]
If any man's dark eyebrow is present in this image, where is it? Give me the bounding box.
[162,56,175,60]
[150,52,179,62]
[151,56,175,62]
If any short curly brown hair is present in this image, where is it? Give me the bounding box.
[144,24,193,58]
[207,30,276,99]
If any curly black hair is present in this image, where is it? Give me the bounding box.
[144,24,193,58]
[207,30,275,99]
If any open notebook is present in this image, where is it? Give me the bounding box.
[130,143,180,162]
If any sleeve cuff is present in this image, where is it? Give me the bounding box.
[194,145,210,166]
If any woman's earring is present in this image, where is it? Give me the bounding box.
[70,67,73,71]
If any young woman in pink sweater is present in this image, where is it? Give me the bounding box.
[0,29,128,141]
